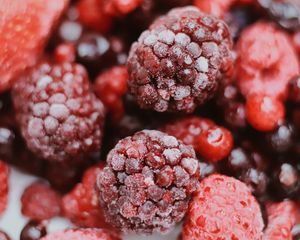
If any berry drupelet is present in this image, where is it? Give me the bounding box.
[127,6,233,113]
[97,130,200,234]
[12,61,105,163]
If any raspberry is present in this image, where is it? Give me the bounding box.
[0,160,9,215]
[12,61,105,162]
[40,229,120,240]
[94,66,128,122]
[263,201,297,239]
[20,220,47,240]
[236,22,299,100]
[127,6,233,113]
[97,130,200,234]
[54,43,76,64]
[162,116,233,162]
[193,0,235,18]
[76,0,112,33]
[21,181,62,221]
[246,94,285,132]
[62,163,111,229]
[182,174,264,240]
[0,231,10,240]
[258,0,300,31]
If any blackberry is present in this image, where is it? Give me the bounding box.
[97,130,200,234]
[20,220,47,240]
[258,0,300,31]
[127,6,233,113]
[12,61,105,163]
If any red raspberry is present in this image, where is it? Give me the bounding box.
[12,61,105,163]
[193,0,235,18]
[94,66,128,122]
[40,228,121,240]
[236,22,299,100]
[62,163,111,229]
[0,0,68,93]
[127,6,233,113]
[103,0,142,16]
[246,94,285,132]
[263,200,298,240]
[21,181,62,221]
[162,117,233,162]
[97,130,200,234]
[76,0,112,33]
[54,43,76,64]
[0,160,9,215]
[182,174,264,240]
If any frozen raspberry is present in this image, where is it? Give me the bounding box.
[94,66,128,122]
[12,61,105,162]
[0,0,68,93]
[258,0,300,31]
[236,22,299,100]
[193,0,235,18]
[246,94,285,132]
[97,130,200,234]
[62,163,111,229]
[127,6,233,113]
[182,174,264,240]
[0,160,9,215]
[40,228,121,240]
[263,201,297,239]
[20,220,47,240]
[76,0,112,33]
[0,231,10,240]
[21,181,61,221]
[54,43,76,63]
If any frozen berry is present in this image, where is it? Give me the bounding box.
[224,102,247,129]
[127,6,233,113]
[193,0,235,18]
[20,220,47,240]
[263,200,297,239]
[94,66,128,122]
[12,61,105,162]
[289,75,300,103]
[237,22,299,100]
[62,163,111,229]
[0,231,10,240]
[226,147,251,173]
[0,0,68,93]
[0,160,9,215]
[246,94,285,132]
[258,0,300,31]
[21,181,61,220]
[40,228,121,240]
[182,174,264,239]
[54,43,76,63]
[97,130,200,234]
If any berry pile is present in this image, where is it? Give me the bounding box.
[1,0,300,239]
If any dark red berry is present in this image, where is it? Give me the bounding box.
[0,160,9,215]
[224,102,247,129]
[20,220,47,240]
[97,130,200,234]
[226,147,252,173]
[12,61,105,163]
[0,230,10,240]
[127,6,233,113]
[21,181,62,220]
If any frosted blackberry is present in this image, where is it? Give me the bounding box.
[97,130,200,234]
[127,6,233,113]
[12,61,105,163]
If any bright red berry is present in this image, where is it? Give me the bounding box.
[0,160,9,215]
[246,94,285,132]
[21,181,62,221]
[182,174,264,240]
[103,0,142,16]
[193,0,235,18]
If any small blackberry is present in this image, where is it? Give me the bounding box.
[127,6,233,113]
[97,130,200,234]
[12,61,105,163]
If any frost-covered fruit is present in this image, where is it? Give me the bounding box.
[97,130,200,234]
[127,6,233,113]
[0,160,9,215]
[40,228,121,240]
[12,61,105,162]
[62,163,111,229]
[20,220,47,240]
[21,181,61,221]
[182,174,264,239]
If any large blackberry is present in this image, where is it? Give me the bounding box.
[127,6,233,113]
[97,130,200,234]
[12,61,105,163]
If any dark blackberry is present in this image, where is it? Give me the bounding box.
[0,231,10,240]
[289,75,300,103]
[127,6,233,113]
[226,147,252,174]
[12,61,105,163]
[97,130,200,234]
[20,220,47,240]
[258,0,300,31]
